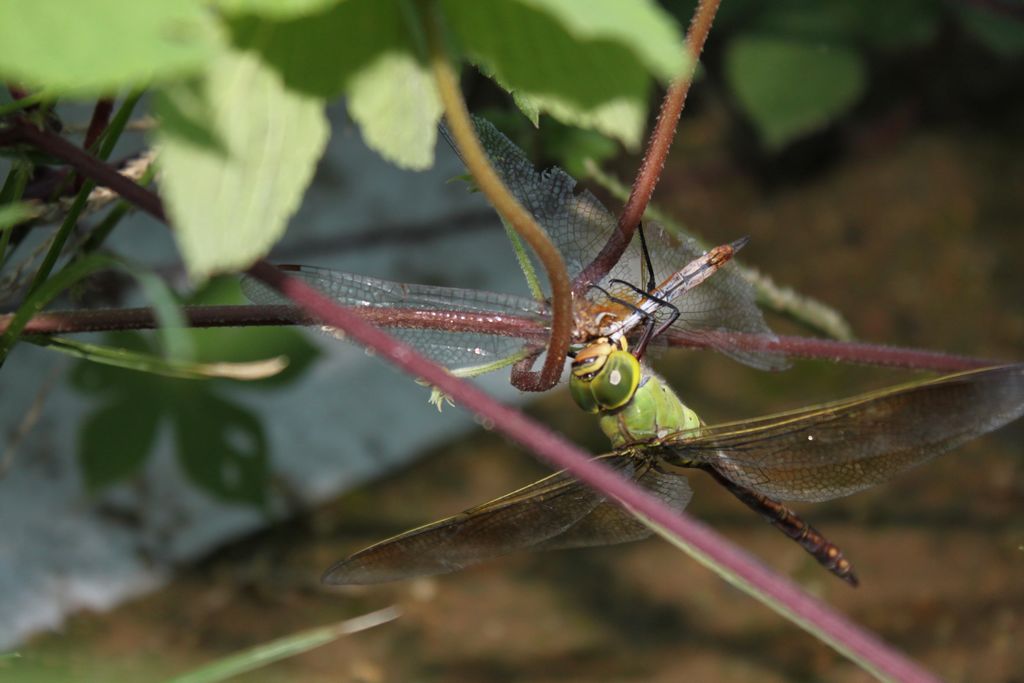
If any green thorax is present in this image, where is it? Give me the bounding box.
[598,367,701,448]
[568,337,700,448]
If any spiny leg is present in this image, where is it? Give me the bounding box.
[701,465,859,586]
[606,278,681,359]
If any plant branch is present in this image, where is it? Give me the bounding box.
[423,2,572,392]
[1,118,166,222]
[574,0,722,294]
[1,305,996,372]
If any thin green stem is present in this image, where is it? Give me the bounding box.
[422,2,572,391]
[0,90,53,117]
[0,159,31,265]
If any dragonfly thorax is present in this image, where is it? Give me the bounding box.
[569,337,641,414]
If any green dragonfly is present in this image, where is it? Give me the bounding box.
[243,118,1024,586]
[322,338,1023,586]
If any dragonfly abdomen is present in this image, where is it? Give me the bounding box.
[703,465,859,586]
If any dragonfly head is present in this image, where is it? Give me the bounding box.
[569,336,641,414]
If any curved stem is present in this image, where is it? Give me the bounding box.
[422,3,572,392]
[574,0,722,294]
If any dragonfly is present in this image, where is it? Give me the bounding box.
[323,348,1024,586]
[242,118,1024,585]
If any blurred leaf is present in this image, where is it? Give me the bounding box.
[721,0,940,50]
[347,52,443,170]
[29,336,288,380]
[229,0,437,166]
[0,0,217,94]
[165,606,401,683]
[0,202,37,231]
[173,390,269,506]
[78,398,160,490]
[513,0,688,81]
[444,0,659,149]
[214,0,341,19]
[725,35,866,149]
[956,5,1024,58]
[154,46,329,281]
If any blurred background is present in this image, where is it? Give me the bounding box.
[2,1,1023,681]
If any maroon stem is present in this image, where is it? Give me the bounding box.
[1,120,166,221]
[0,305,996,373]
[573,0,721,294]
[82,98,114,151]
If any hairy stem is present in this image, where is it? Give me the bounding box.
[574,0,722,294]
[422,2,572,391]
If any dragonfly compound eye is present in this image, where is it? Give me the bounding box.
[590,349,641,411]
[569,338,639,413]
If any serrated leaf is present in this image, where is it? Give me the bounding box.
[78,398,160,491]
[173,390,269,506]
[215,0,341,20]
[443,0,655,149]
[725,36,866,149]
[0,0,217,95]
[515,0,687,81]
[154,47,329,280]
[348,52,442,170]
[228,0,435,167]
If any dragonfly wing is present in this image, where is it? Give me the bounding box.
[323,454,644,585]
[463,118,621,282]
[533,465,692,551]
[241,266,549,372]
[658,364,1024,502]
[466,120,786,371]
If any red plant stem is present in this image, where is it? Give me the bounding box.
[574,0,721,294]
[82,98,114,152]
[1,305,995,372]
[247,260,940,683]
[2,120,166,221]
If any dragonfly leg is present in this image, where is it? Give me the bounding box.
[606,278,681,358]
[701,465,859,586]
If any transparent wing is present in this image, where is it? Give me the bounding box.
[322,453,690,585]
[469,118,786,371]
[649,364,1024,502]
[241,266,549,372]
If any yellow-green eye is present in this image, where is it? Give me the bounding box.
[589,349,640,410]
[569,374,600,413]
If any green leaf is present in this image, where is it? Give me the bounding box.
[29,336,288,381]
[514,0,688,81]
[725,35,866,149]
[347,52,443,170]
[78,398,160,490]
[443,0,659,149]
[229,0,436,167]
[214,0,342,20]
[956,5,1024,58]
[154,46,329,281]
[0,202,37,231]
[0,0,217,95]
[173,391,269,505]
[165,607,400,683]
